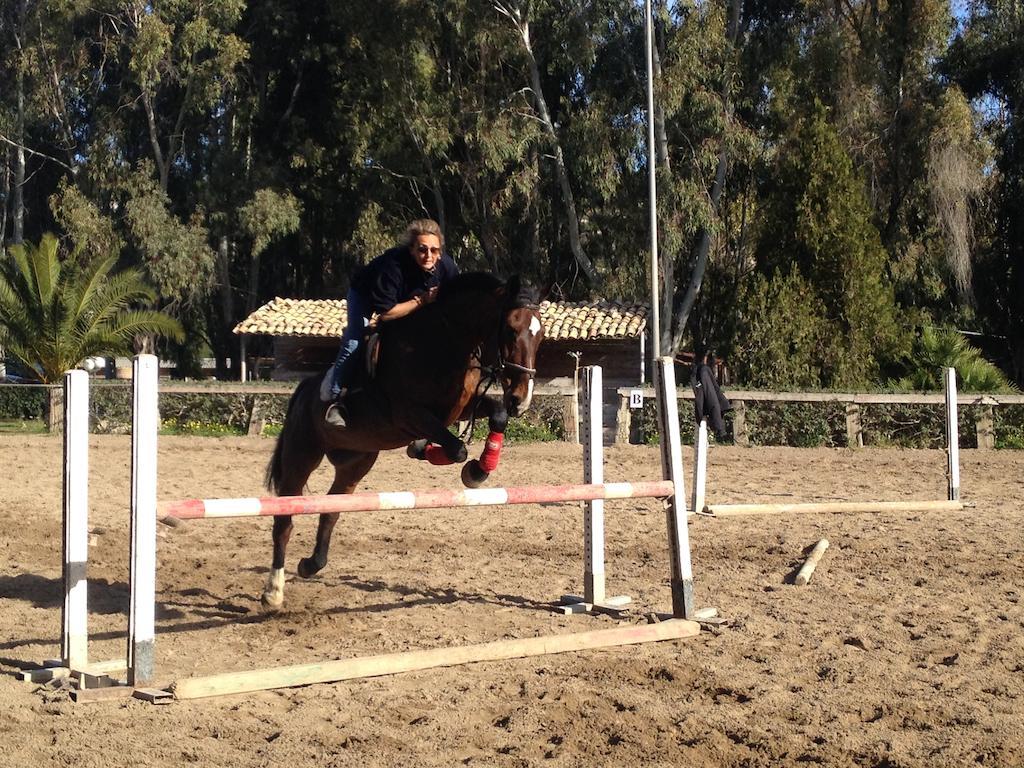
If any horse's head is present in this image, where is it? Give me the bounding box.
[498,275,544,417]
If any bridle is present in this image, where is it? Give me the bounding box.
[499,359,537,378]
[495,303,540,381]
[459,304,540,440]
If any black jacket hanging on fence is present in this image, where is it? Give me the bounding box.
[691,360,732,441]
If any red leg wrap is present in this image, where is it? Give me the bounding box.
[424,443,455,466]
[478,432,504,473]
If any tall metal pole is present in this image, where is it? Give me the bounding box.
[644,0,661,360]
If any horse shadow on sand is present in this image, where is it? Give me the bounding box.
[0,568,550,671]
[0,573,256,660]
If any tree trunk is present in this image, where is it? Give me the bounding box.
[12,0,28,244]
[13,129,25,244]
[670,150,728,353]
[652,6,671,172]
[217,236,236,322]
[1,151,9,245]
[668,0,742,354]
[652,1,674,353]
[141,91,170,193]
[425,155,447,232]
[498,2,600,287]
[525,59,598,286]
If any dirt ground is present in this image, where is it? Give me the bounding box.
[1,433,1022,767]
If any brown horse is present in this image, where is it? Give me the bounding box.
[260,272,545,610]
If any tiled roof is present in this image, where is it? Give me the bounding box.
[537,300,647,340]
[233,298,348,337]
[235,297,647,341]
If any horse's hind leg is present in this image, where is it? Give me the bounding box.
[297,450,379,580]
[261,444,324,612]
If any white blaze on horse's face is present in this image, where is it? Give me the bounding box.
[523,378,535,413]
[503,307,544,416]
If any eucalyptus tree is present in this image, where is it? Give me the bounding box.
[947,0,1024,382]
[658,0,746,355]
[0,0,29,245]
[736,103,906,388]
[491,0,600,287]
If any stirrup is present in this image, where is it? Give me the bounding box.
[325,402,348,428]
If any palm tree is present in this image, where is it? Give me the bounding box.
[0,233,184,383]
[895,327,1017,393]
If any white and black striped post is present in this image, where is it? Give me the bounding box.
[944,367,960,501]
[654,357,695,619]
[61,369,89,670]
[691,419,708,516]
[559,366,632,614]
[581,365,606,605]
[128,354,159,686]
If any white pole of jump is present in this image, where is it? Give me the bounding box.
[582,365,606,605]
[691,419,708,516]
[644,0,660,362]
[128,354,158,686]
[654,357,694,619]
[944,367,960,501]
[61,370,89,670]
[560,366,632,614]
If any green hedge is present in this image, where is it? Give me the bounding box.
[995,405,1024,449]
[632,398,1024,449]
[467,395,565,443]
[86,388,293,435]
[746,402,847,447]
[5,384,1023,448]
[14,387,565,441]
[0,386,48,420]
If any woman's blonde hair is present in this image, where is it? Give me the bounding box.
[402,219,444,249]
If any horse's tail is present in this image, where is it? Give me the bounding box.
[265,373,323,494]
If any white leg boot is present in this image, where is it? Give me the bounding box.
[260,567,286,612]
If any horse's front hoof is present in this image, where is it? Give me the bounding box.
[297,556,324,579]
[260,591,284,613]
[461,460,489,488]
[447,443,468,464]
[406,439,429,460]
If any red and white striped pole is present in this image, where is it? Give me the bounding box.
[160,480,677,521]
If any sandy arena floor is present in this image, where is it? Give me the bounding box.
[1,434,1022,767]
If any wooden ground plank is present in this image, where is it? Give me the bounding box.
[705,500,963,517]
[171,619,701,700]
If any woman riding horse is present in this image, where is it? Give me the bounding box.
[323,218,459,427]
[261,272,545,610]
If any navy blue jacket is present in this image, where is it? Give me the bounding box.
[351,246,459,315]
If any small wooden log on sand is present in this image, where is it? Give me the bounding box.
[795,539,830,586]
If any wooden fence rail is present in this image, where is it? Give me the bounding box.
[6,380,1023,448]
[616,387,1024,448]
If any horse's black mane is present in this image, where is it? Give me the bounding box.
[439,271,540,309]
